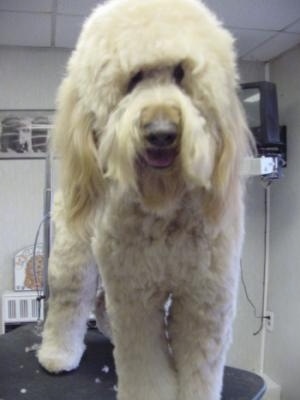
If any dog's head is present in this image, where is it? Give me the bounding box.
[54,0,251,230]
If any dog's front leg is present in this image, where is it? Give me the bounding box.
[38,198,98,373]
[170,283,237,400]
[106,289,177,400]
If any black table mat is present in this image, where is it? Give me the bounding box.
[0,324,265,400]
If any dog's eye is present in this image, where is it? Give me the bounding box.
[173,64,185,84]
[127,70,144,92]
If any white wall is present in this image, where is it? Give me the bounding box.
[226,59,267,373]
[239,59,266,83]
[0,47,69,110]
[0,46,268,375]
[0,161,44,290]
[227,177,266,372]
[0,47,70,326]
[263,45,300,400]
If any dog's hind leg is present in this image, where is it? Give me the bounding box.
[38,195,98,373]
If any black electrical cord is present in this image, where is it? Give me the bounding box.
[240,260,271,336]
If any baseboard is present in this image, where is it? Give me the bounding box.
[262,374,281,400]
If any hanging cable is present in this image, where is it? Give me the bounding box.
[252,179,271,336]
[32,213,50,323]
[241,178,273,336]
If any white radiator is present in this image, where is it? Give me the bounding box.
[1,291,44,334]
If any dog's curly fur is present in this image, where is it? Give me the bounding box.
[38,0,251,399]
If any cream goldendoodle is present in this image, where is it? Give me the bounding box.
[38,0,251,399]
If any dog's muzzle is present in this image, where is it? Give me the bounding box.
[141,120,179,169]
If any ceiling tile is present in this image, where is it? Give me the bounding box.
[243,32,300,62]
[0,0,52,13]
[57,0,100,16]
[55,15,85,48]
[0,0,299,62]
[286,18,300,33]
[229,28,276,58]
[204,0,300,31]
[0,11,52,47]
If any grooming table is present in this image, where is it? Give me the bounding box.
[0,324,266,400]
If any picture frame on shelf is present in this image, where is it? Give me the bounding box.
[14,244,44,291]
[0,109,54,159]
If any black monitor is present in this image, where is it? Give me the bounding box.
[240,81,280,149]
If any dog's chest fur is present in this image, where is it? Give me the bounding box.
[92,190,224,293]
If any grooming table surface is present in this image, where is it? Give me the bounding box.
[0,324,265,400]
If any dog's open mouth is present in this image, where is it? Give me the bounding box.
[141,148,177,169]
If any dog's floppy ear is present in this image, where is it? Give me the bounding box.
[53,76,103,234]
[208,90,253,220]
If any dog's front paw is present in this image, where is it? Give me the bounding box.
[37,342,86,373]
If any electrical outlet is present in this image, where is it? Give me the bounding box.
[266,311,274,332]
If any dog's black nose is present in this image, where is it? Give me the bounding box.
[145,121,178,148]
[147,131,177,147]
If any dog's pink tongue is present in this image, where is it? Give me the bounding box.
[144,149,175,168]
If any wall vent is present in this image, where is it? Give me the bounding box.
[8,300,17,319]
[1,291,44,334]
